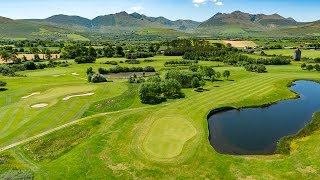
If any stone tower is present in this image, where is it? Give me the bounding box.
[294,48,302,61]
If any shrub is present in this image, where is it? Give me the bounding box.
[24,61,37,70]
[306,65,314,71]
[244,64,267,73]
[91,74,107,83]
[143,66,156,72]
[315,64,320,72]
[74,56,96,64]
[0,170,33,180]
[0,81,6,87]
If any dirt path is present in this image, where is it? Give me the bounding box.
[0,104,169,153]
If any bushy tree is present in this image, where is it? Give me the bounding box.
[223,70,231,79]
[24,61,37,70]
[306,65,314,71]
[91,74,107,83]
[103,46,114,57]
[75,56,96,64]
[301,63,307,70]
[0,50,13,63]
[139,82,162,104]
[315,64,320,72]
[88,47,97,57]
[116,46,125,57]
[161,79,182,98]
[200,66,215,79]
[189,65,199,72]
[191,77,200,88]
[86,67,94,75]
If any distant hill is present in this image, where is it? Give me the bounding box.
[199,11,298,29]
[1,11,320,40]
[196,11,303,36]
[28,14,92,28]
[27,12,200,31]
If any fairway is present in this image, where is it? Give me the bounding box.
[143,116,197,159]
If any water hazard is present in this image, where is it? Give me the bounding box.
[208,81,320,155]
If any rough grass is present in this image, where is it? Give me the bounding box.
[1,57,320,179]
[22,118,101,162]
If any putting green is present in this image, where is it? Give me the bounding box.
[143,117,197,159]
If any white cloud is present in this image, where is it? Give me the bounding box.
[193,0,224,7]
[215,1,223,6]
[129,5,144,13]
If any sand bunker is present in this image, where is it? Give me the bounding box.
[63,92,94,101]
[53,74,66,77]
[31,103,48,108]
[22,92,41,99]
[72,72,79,76]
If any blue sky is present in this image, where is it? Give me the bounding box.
[0,0,319,22]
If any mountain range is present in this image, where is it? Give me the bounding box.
[1,11,320,40]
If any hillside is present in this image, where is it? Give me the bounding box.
[199,11,298,28]
[196,11,303,36]
[27,12,200,32]
[1,11,320,40]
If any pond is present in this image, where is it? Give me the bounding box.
[208,80,320,155]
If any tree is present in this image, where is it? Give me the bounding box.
[116,46,125,57]
[199,80,206,88]
[75,56,96,64]
[301,63,307,70]
[315,64,320,72]
[139,82,162,104]
[103,46,114,57]
[223,70,231,79]
[86,67,94,75]
[191,77,200,88]
[162,79,182,98]
[200,66,215,79]
[88,47,97,57]
[45,49,52,60]
[215,72,221,79]
[189,65,198,72]
[306,65,314,71]
[33,54,41,62]
[0,50,13,63]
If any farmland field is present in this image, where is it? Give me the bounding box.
[224,40,257,47]
[264,49,320,58]
[1,54,320,179]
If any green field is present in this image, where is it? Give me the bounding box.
[1,55,320,179]
[264,49,320,58]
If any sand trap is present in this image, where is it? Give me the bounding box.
[22,92,41,99]
[63,92,94,101]
[31,103,48,108]
[53,74,66,77]
[72,72,79,76]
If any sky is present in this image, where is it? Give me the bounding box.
[0,0,319,22]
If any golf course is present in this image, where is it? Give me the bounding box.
[1,2,320,178]
[1,53,320,179]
